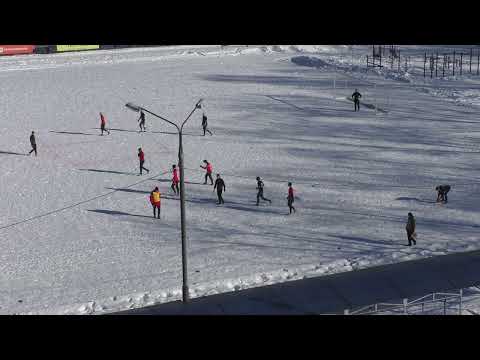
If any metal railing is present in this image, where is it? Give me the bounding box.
[334,286,480,315]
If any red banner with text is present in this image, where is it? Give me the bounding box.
[0,45,35,56]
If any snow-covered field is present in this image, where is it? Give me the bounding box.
[0,45,479,314]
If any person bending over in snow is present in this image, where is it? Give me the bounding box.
[351,89,362,112]
[256,177,272,206]
[406,212,416,246]
[287,182,296,214]
[28,131,37,156]
[202,112,212,136]
[138,110,146,132]
[213,174,226,204]
[150,187,161,219]
[436,185,451,203]
[100,112,110,135]
[200,160,214,185]
[171,164,180,195]
[138,147,149,175]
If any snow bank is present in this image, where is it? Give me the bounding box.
[239,45,348,56]
[291,56,331,68]
[22,239,467,315]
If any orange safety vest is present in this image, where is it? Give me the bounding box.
[150,191,161,205]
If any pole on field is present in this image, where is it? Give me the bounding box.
[332,65,337,102]
[424,53,426,77]
[460,53,463,75]
[125,99,204,303]
[477,50,480,75]
[443,55,445,77]
[453,51,456,76]
[398,49,401,72]
[470,48,473,74]
[430,54,435,79]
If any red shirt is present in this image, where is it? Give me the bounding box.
[206,163,213,174]
[172,168,179,183]
[100,114,106,125]
[138,150,145,161]
[288,187,294,198]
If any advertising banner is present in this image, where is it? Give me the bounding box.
[0,45,35,56]
[56,45,100,52]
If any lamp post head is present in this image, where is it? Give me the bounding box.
[125,102,142,112]
[196,99,204,109]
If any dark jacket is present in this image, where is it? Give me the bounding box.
[202,114,208,128]
[257,179,264,191]
[352,91,362,101]
[30,134,36,146]
[437,185,451,194]
[406,214,416,233]
[214,178,226,192]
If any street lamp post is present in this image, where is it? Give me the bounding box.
[125,99,203,303]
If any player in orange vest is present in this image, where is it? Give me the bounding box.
[150,187,161,219]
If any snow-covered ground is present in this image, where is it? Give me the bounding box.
[0,45,479,314]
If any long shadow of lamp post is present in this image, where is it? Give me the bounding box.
[126,99,204,303]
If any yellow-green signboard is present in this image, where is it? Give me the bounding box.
[56,45,100,52]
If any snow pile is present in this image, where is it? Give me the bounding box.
[22,240,467,315]
[239,45,348,56]
[291,56,331,69]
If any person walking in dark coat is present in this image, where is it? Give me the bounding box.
[436,185,451,203]
[256,177,271,206]
[352,89,362,111]
[287,182,296,214]
[138,110,146,132]
[200,160,214,185]
[202,112,212,136]
[213,174,226,204]
[406,212,416,246]
[100,112,110,135]
[28,131,37,156]
[138,147,149,175]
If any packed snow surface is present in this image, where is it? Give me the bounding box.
[0,45,479,314]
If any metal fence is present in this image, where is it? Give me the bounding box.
[333,286,480,315]
[365,45,480,78]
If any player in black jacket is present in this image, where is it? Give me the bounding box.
[213,174,226,204]
[202,113,212,136]
[29,131,37,156]
[256,177,271,206]
[138,111,146,132]
[352,89,362,111]
[436,185,451,203]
